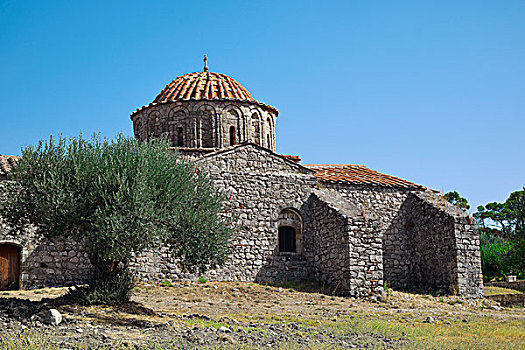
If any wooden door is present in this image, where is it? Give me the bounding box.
[0,245,20,290]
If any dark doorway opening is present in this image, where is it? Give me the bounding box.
[229,126,236,146]
[278,226,296,253]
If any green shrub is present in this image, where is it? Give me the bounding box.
[479,230,513,281]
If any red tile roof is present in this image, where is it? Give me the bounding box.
[280,154,301,163]
[152,71,278,114]
[0,155,19,177]
[305,164,424,190]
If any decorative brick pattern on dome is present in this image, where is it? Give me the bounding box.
[155,72,254,102]
[151,71,278,115]
[306,164,425,190]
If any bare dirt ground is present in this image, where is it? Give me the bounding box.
[0,281,524,349]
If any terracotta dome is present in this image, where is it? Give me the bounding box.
[152,71,278,114]
[154,71,253,102]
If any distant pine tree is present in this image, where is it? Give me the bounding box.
[443,191,470,211]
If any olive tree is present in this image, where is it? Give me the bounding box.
[0,134,234,304]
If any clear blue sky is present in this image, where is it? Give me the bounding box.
[1,1,524,210]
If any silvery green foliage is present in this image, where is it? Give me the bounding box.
[0,134,233,292]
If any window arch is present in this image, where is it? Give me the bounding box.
[223,107,241,146]
[134,120,142,140]
[266,117,273,149]
[277,209,303,254]
[196,104,216,148]
[148,111,162,137]
[251,112,261,145]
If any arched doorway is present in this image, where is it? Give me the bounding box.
[0,244,21,290]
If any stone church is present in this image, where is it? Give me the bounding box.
[0,58,483,298]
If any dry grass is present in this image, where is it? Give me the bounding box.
[483,286,523,295]
[1,282,524,349]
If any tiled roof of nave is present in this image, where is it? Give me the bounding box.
[306,164,425,190]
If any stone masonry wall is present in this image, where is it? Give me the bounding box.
[0,149,482,298]
[321,182,482,297]
[0,182,92,289]
[130,144,317,283]
[403,192,483,297]
[395,193,458,294]
[304,189,383,297]
[319,183,413,290]
[198,144,317,282]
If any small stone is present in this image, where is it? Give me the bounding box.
[41,309,62,326]
[218,326,232,333]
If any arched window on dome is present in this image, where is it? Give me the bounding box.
[134,121,142,140]
[200,108,214,148]
[176,127,184,147]
[229,126,236,146]
[266,117,272,149]
[251,113,261,145]
[149,111,162,137]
